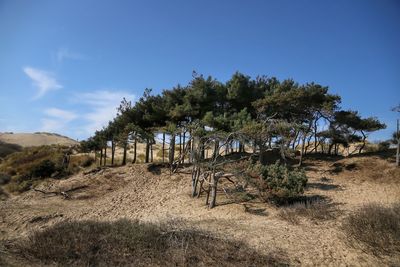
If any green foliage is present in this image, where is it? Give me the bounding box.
[0,141,22,158]
[0,145,64,177]
[377,141,391,152]
[0,172,11,185]
[257,162,308,200]
[83,71,385,163]
[30,159,56,178]
[0,145,83,193]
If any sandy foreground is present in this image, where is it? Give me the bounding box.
[1,154,399,266]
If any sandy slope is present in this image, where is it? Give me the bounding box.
[0,132,78,147]
[1,154,399,266]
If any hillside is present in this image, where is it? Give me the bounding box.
[0,132,78,148]
[0,152,399,266]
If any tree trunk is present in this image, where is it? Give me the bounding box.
[100,149,103,166]
[150,143,153,162]
[132,136,137,163]
[213,140,220,159]
[188,134,192,163]
[209,168,218,209]
[169,133,175,165]
[292,130,299,150]
[111,140,115,166]
[359,131,366,154]
[162,132,165,163]
[104,145,107,166]
[122,143,127,165]
[304,135,313,155]
[191,166,200,197]
[179,132,182,159]
[328,143,334,155]
[145,139,150,163]
[200,139,205,159]
[298,133,306,166]
[259,143,266,165]
[314,119,318,153]
[182,132,186,163]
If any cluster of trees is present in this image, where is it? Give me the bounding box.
[79,71,388,208]
[81,71,385,167]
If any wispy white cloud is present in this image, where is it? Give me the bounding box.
[23,67,62,99]
[56,47,86,62]
[45,108,77,121]
[77,90,135,134]
[41,108,77,132]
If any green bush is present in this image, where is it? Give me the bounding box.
[81,158,93,167]
[0,172,11,185]
[377,141,391,152]
[5,179,33,193]
[30,159,56,178]
[257,162,308,200]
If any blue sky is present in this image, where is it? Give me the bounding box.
[0,0,399,141]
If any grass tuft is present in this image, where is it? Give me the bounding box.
[16,219,288,266]
[278,199,339,224]
[342,202,400,256]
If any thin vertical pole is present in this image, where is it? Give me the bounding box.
[396,119,399,167]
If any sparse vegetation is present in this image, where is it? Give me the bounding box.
[0,172,11,185]
[0,146,92,193]
[0,141,22,158]
[17,219,287,267]
[342,203,400,255]
[278,199,339,224]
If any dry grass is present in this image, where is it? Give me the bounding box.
[342,202,400,256]
[0,147,94,193]
[0,141,22,158]
[15,219,288,267]
[278,199,339,224]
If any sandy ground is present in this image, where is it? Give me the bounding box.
[1,154,400,266]
[0,133,78,147]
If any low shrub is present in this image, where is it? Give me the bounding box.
[0,186,8,200]
[0,141,22,158]
[16,219,287,266]
[256,162,308,201]
[0,172,11,185]
[30,159,56,178]
[377,141,391,152]
[70,154,94,168]
[0,145,65,178]
[137,154,146,163]
[342,202,400,255]
[0,146,84,193]
[156,148,168,159]
[5,179,33,193]
[278,199,338,224]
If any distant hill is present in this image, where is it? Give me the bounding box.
[0,132,78,148]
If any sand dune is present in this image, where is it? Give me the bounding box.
[0,132,78,147]
[1,153,399,266]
